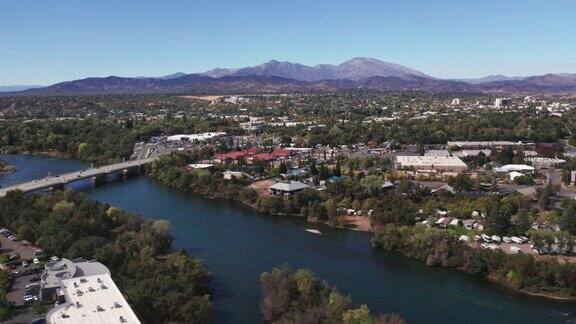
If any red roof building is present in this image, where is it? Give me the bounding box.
[271,148,291,159]
[253,153,275,162]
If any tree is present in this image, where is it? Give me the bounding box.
[448,173,473,193]
[561,200,576,235]
[486,200,510,235]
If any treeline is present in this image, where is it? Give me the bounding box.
[0,190,212,323]
[372,224,576,298]
[0,116,235,165]
[260,265,404,324]
[146,152,259,205]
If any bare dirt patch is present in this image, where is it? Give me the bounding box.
[344,215,373,232]
[249,179,276,197]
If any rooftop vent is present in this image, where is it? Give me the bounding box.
[101,284,108,289]
[88,287,95,292]
[76,301,81,308]
[120,316,126,323]
[114,302,122,308]
[96,305,104,312]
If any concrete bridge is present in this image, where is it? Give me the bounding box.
[0,157,157,197]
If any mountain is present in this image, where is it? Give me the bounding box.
[5,58,576,95]
[479,74,576,93]
[0,85,43,92]
[201,57,431,81]
[456,75,525,84]
[11,74,473,95]
[159,72,187,79]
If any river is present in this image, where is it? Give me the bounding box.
[1,154,575,323]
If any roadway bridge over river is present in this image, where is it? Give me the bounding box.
[0,157,157,197]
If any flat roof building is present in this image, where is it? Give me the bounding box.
[395,156,468,173]
[447,141,535,150]
[269,181,310,196]
[46,273,140,324]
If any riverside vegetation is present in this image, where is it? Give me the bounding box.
[260,265,404,324]
[147,150,576,300]
[0,190,212,323]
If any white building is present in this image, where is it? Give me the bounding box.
[42,258,140,324]
[46,273,140,324]
[494,164,535,173]
[494,98,512,108]
[269,181,310,196]
[395,156,468,173]
[167,132,226,142]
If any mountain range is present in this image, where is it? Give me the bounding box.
[5,57,576,95]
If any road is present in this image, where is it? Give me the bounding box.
[0,157,156,197]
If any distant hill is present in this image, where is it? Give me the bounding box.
[5,58,576,95]
[201,57,430,81]
[455,75,525,84]
[0,85,43,92]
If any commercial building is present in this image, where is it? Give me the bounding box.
[46,273,140,324]
[395,156,468,173]
[494,98,512,108]
[494,164,535,173]
[167,132,226,142]
[42,258,140,324]
[525,157,566,169]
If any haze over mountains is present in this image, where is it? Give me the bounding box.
[5,57,576,95]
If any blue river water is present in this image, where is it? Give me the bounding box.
[1,154,575,323]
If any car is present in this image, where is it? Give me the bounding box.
[22,261,28,267]
[33,258,40,264]
[25,282,41,289]
[50,256,59,261]
[23,295,38,302]
[33,249,44,256]
[29,276,41,282]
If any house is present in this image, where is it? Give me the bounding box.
[223,171,251,180]
[187,163,214,170]
[214,151,245,163]
[269,181,310,197]
[462,219,476,230]
[508,171,524,181]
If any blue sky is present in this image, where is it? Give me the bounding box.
[1,0,575,85]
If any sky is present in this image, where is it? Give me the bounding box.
[1,0,575,86]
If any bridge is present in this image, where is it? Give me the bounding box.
[0,157,157,197]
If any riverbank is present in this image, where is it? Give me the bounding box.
[3,153,575,323]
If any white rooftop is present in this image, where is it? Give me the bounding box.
[167,132,226,142]
[396,155,467,168]
[494,164,535,173]
[269,181,310,192]
[424,150,451,157]
[46,273,140,324]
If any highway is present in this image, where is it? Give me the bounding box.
[0,157,157,197]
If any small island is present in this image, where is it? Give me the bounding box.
[0,160,14,174]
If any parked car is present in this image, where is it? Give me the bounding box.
[33,258,40,265]
[50,256,59,261]
[22,261,28,267]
